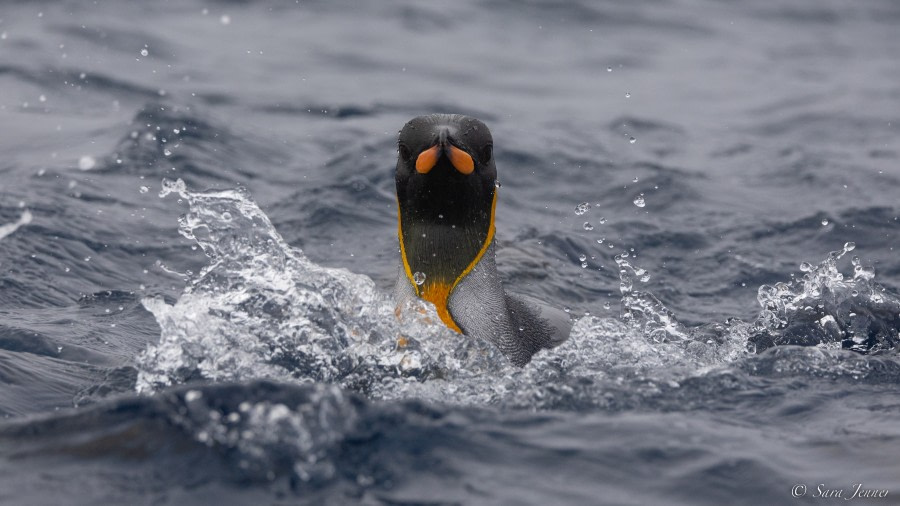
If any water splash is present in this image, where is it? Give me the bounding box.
[137,179,505,395]
[137,180,900,411]
[751,242,900,353]
[615,252,688,344]
[612,239,899,365]
[137,180,690,407]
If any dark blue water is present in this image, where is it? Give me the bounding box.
[1,1,899,504]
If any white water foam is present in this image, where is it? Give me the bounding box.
[0,209,33,241]
[137,180,900,408]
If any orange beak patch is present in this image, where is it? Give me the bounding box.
[415,145,440,174]
[415,144,475,175]
[448,145,474,175]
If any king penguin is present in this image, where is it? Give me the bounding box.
[393,114,571,366]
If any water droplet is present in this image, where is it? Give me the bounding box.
[579,254,587,262]
[563,307,571,313]
[583,222,594,231]
[606,66,612,72]
[851,290,859,297]
[596,238,605,244]
[844,242,856,252]
[413,272,426,285]
[220,14,231,25]
[821,219,829,226]
[139,186,149,194]
[799,262,813,272]
[574,202,591,215]
[632,177,639,183]
[633,194,646,208]
[140,48,149,57]
[221,212,232,222]
[495,180,502,188]
[629,137,636,144]
[625,92,631,98]
[78,155,96,171]
[598,217,607,224]
[581,262,588,268]
[603,301,611,310]
[163,148,172,157]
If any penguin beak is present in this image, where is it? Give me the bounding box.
[415,145,440,174]
[415,144,474,175]
[448,145,475,175]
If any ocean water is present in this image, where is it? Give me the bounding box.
[1,1,899,504]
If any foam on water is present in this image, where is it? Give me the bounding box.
[137,181,900,410]
[0,209,33,241]
[175,383,361,483]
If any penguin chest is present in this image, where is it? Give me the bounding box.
[398,224,495,334]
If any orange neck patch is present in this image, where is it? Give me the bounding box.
[419,281,462,332]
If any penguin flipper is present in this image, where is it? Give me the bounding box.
[448,242,571,366]
[505,293,572,349]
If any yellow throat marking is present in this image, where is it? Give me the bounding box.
[398,191,497,334]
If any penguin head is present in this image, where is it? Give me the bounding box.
[396,114,496,225]
[395,114,499,323]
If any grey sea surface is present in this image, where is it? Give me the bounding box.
[0,1,898,504]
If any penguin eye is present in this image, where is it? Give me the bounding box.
[479,144,493,164]
[398,144,411,162]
